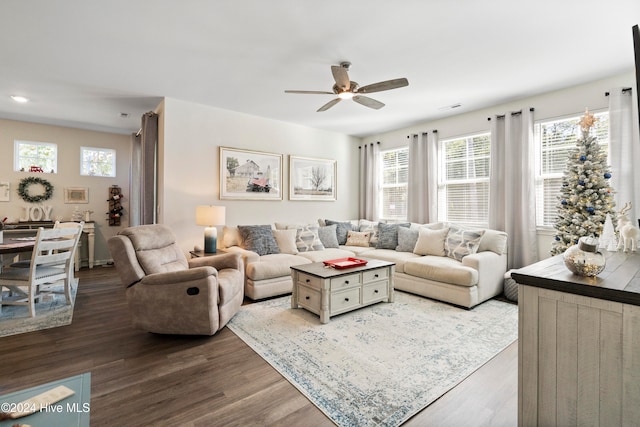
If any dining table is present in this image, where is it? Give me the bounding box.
[0,237,36,272]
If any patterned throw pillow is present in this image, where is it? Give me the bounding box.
[345,230,371,247]
[444,225,485,261]
[289,225,325,252]
[318,224,339,248]
[359,219,382,246]
[237,225,280,256]
[396,227,419,252]
[324,219,354,245]
[376,222,411,249]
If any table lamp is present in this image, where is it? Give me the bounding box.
[196,205,226,253]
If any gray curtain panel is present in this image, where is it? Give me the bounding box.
[359,142,379,220]
[407,131,438,224]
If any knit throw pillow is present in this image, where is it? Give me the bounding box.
[376,222,411,249]
[289,225,325,252]
[237,225,280,256]
[324,220,354,245]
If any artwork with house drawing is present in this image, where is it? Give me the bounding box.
[220,147,283,200]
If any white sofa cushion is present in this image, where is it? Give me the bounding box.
[404,256,479,287]
[272,229,299,254]
[296,248,356,263]
[356,248,421,273]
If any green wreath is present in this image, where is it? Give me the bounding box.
[18,176,54,203]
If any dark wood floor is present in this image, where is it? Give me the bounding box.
[0,266,518,426]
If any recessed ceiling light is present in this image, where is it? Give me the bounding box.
[11,95,29,103]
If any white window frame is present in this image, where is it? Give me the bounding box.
[80,146,116,177]
[14,140,57,173]
[534,111,609,229]
[437,132,491,227]
[379,147,409,221]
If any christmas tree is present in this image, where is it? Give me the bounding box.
[551,109,616,256]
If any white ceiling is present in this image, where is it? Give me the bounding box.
[1,0,638,138]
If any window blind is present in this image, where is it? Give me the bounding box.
[380,147,409,220]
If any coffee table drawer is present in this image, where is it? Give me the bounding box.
[331,287,361,314]
[297,285,321,313]
[297,272,322,289]
[363,267,388,283]
[362,281,389,304]
[330,273,361,290]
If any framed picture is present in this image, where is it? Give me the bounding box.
[0,182,9,202]
[220,147,283,200]
[64,187,89,203]
[289,156,337,201]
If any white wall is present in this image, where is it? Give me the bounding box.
[0,118,131,264]
[158,98,361,254]
[364,71,637,260]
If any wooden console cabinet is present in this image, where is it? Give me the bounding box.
[290,259,395,323]
[512,252,640,427]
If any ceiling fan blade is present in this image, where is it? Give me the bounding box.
[331,65,350,91]
[357,78,409,94]
[353,95,385,110]
[317,98,341,112]
[285,90,334,95]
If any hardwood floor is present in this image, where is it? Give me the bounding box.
[0,266,518,426]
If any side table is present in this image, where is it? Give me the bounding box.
[189,248,227,258]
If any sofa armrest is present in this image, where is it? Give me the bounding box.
[224,246,260,265]
[462,251,507,299]
[189,252,243,271]
[140,266,217,286]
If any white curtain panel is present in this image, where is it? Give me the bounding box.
[489,109,538,269]
[359,142,380,220]
[407,131,438,223]
[608,88,640,221]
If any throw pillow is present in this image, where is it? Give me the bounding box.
[289,224,325,252]
[324,219,354,245]
[237,225,280,256]
[272,229,299,254]
[413,227,450,256]
[359,219,382,246]
[318,224,339,248]
[444,225,485,261]
[376,222,411,249]
[222,226,240,248]
[345,230,371,247]
[396,227,419,252]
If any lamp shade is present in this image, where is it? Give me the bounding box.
[196,205,226,226]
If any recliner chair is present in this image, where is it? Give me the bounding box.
[108,224,244,335]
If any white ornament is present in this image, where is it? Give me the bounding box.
[616,202,640,252]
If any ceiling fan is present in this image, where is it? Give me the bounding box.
[285,62,409,112]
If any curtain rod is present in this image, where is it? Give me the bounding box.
[135,128,142,137]
[406,129,438,138]
[604,87,632,96]
[358,141,380,149]
[488,107,535,121]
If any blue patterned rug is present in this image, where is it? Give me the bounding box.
[227,291,518,427]
[0,281,77,338]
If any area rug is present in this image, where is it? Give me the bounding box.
[0,281,78,338]
[227,291,518,427]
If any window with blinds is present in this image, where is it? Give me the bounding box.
[380,147,409,220]
[437,133,490,226]
[535,111,609,227]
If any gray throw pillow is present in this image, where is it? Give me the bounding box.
[237,225,280,256]
[324,219,354,245]
[376,222,411,249]
[396,227,419,252]
[444,225,485,261]
[318,224,339,248]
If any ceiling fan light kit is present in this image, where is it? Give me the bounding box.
[285,62,408,112]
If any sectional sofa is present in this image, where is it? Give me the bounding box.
[221,219,508,309]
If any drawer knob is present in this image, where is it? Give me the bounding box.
[344,297,349,302]
[306,279,310,283]
[345,280,349,284]
[374,274,379,278]
[374,289,379,293]
[305,296,310,300]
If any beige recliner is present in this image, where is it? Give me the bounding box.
[108,224,244,336]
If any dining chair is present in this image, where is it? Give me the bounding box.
[10,221,84,272]
[0,224,83,317]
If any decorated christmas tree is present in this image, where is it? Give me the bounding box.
[551,109,616,256]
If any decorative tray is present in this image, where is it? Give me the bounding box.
[323,257,368,269]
